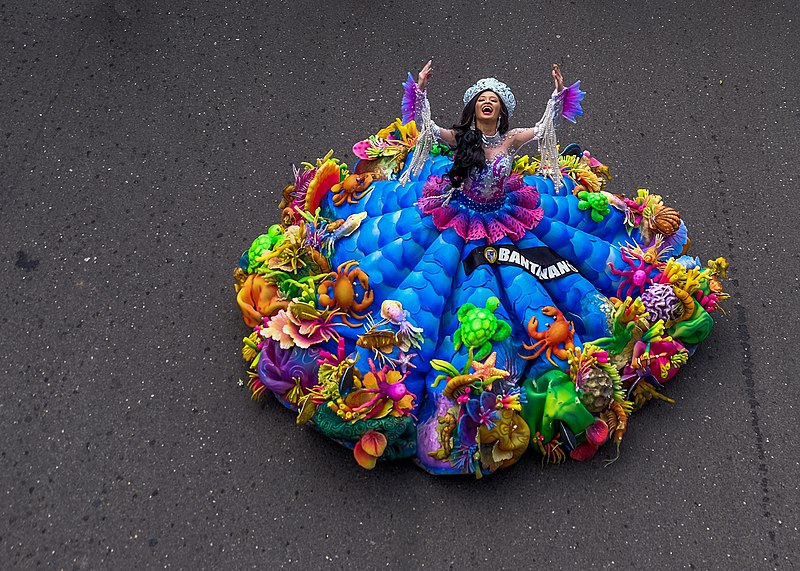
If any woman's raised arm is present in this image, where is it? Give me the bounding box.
[402,60,456,147]
[509,65,580,150]
[508,65,586,190]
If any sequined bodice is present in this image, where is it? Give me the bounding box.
[478,152,514,184]
[456,152,515,210]
[419,140,543,240]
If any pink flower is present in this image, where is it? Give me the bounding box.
[261,309,295,349]
[261,305,341,349]
[288,310,340,349]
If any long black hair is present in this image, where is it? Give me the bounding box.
[447,90,510,189]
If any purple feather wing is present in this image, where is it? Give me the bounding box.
[561,80,586,123]
[401,72,419,125]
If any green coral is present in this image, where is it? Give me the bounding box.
[312,405,416,460]
[521,369,596,443]
[668,303,715,345]
[431,143,453,157]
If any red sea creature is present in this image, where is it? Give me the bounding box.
[331,172,378,206]
[521,306,575,366]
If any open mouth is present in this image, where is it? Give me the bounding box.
[481,105,493,115]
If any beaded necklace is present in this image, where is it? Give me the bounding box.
[481,131,503,148]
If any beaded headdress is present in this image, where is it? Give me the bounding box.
[463,77,516,117]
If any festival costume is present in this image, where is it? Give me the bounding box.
[233,72,729,476]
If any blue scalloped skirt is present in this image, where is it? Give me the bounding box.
[320,152,686,474]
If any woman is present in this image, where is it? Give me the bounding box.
[235,61,728,476]
[408,60,584,244]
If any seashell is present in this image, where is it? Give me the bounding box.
[576,366,614,413]
[279,183,295,209]
[648,205,681,236]
[232,266,247,287]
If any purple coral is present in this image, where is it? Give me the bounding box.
[416,394,453,469]
[641,283,679,322]
[257,339,321,406]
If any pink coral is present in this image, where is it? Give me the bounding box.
[623,339,687,385]
[261,304,341,349]
[261,309,295,349]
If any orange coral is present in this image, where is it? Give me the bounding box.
[236,274,288,328]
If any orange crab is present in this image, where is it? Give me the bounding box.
[521,306,575,366]
[330,173,379,207]
[317,261,374,327]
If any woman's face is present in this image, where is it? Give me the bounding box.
[476,90,501,123]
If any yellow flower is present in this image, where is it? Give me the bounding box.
[241,332,260,362]
[376,119,418,145]
[512,155,539,175]
[396,120,418,144]
[286,377,305,405]
[376,120,400,140]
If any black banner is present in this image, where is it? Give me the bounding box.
[464,245,579,280]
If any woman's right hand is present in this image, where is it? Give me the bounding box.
[552,63,564,92]
[417,59,433,91]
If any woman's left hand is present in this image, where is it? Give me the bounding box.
[552,64,564,92]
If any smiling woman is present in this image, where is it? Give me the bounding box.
[233,61,730,477]
[412,64,580,244]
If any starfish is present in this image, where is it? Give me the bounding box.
[470,352,510,383]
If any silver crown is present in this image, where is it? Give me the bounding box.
[463,77,516,117]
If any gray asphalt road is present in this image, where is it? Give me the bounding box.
[2,1,798,569]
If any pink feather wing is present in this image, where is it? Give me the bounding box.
[561,80,586,123]
[401,72,419,125]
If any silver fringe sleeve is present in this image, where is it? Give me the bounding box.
[535,89,566,193]
[399,87,435,186]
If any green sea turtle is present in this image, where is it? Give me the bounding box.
[453,296,512,361]
[246,224,284,272]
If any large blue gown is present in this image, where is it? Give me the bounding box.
[317,146,684,473]
[236,90,724,476]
